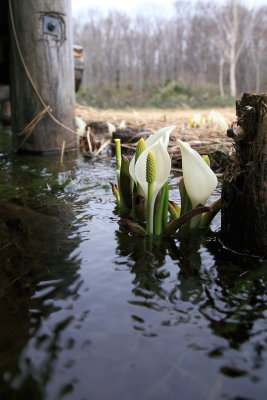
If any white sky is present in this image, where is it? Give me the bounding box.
[72,0,265,17]
[72,0,175,17]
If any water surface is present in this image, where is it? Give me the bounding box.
[0,128,266,400]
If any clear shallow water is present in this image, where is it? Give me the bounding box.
[0,129,266,400]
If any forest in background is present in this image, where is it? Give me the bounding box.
[73,0,267,109]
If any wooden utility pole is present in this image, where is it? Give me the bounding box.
[9,0,75,152]
[221,93,267,256]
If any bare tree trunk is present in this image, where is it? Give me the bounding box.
[255,61,260,93]
[229,0,237,97]
[229,58,236,97]
[219,56,224,98]
[221,93,267,256]
[115,68,120,89]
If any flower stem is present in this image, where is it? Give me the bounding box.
[146,181,154,234]
[115,139,121,185]
[199,197,222,228]
[146,151,156,235]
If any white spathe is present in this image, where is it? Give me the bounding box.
[135,137,171,233]
[75,116,86,136]
[177,139,218,208]
[146,125,176,149]
[135,138,171,201]
[107,122,116,136]
[208,110,229,131]
[129,125,175,183]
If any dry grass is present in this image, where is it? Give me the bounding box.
[76,104,234,127]
[75,104,236,170]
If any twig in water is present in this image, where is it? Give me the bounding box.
[95,139,111,156]
[60,140,66,164]
[87,127,93,153]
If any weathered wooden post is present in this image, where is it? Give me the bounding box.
[221,93,267,256]
[9,0,75,152]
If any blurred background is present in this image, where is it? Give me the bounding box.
[71,0,267,109]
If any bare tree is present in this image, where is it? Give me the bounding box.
[250,6,267,93]
[73,1,267,105]
[219,55,225,98]
[206,0,252,97]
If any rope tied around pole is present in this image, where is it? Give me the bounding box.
[17,106,51,149]
[8,0,78,147]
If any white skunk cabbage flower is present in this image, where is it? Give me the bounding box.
[177,139,218,208]
[208,110,229,131]
[129,125,175,183]
[188,113,205,128]
[75,116,86,136]
[135,137,171,214]
[146,125,176,149]
[119,120,126,129]
[107,122,116,136]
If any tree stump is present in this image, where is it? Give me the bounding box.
[9,0,75,152]
[221,93,267,256]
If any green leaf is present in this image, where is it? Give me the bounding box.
[154,182,168,236]
[110,182,120,205]
[162,183,169,230]
[168,200,180,220]
[178,177,192,216]
[119,156,132,208]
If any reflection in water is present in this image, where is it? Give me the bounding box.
[204,239,267,349]
[116,228,210,306]
[115,226,267,389]
[0,150,82,399]
[0,206,82,398]
[116,231,169,306]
